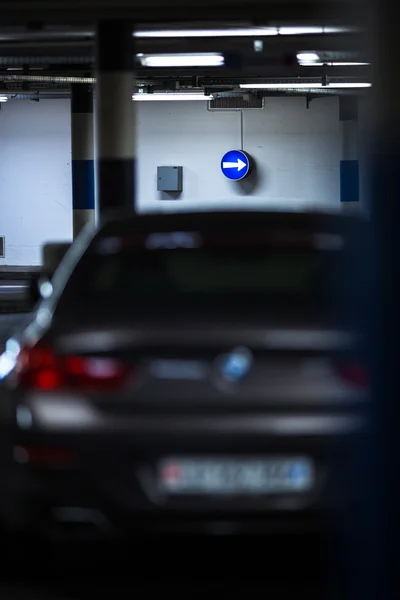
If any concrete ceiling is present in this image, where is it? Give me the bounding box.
[0,0,364,24]
[0,1,368,93]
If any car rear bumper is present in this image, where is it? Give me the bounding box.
[14,391,367,435]
[0,470,356,538]
[0,403,367,536]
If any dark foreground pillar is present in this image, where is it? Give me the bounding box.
[342,0,400,598]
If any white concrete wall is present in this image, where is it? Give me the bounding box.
[0,99,72,265]
[0,96,341,265]
[136,96,341,213]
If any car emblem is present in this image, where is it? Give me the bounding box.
[216,346,253,383]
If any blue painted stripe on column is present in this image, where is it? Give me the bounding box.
[72,160,95,210]
[340,159,359,203]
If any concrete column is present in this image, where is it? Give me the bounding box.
[339,96,359,206]
[95,20,135,215]
[71,83,95,237]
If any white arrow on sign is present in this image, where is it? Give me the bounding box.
[222,158,247,172]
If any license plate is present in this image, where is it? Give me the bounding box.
[158,457,315,495]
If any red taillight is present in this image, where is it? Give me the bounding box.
[16,344,132,392]
[14,445,75,466]
[34,368,64,390]
[335,362,369,390]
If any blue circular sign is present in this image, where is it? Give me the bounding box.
[221,149,251,181]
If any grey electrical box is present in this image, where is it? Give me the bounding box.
[157,166,183,192]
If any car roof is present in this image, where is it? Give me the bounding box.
[96,210,366,238]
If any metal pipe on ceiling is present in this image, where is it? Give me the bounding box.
[0,74,370,91]
[0,74,96,83]
[262,87,365,95]
[0,87,365,101]
[0,25,359,42]
[0,66,371,82]
[0,57,93,65]
[6,92,69,99]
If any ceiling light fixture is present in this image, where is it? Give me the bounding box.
[135,28,279,38]
[239,82,371,89]
[281,26,324,35]
[297,52,320,63]
[134,26,353,39]
[279,26,353,35]
[132,93,209,101]
[299,61,370,66]
[138,53,224,68]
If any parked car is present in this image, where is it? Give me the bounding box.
[0,211,369,538]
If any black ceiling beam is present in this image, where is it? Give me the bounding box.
[0,33,364,53]
[136,64,371,78]
[0,62,371,79]
[136,32,364,54]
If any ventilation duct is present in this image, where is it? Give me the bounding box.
[209,96,263,109]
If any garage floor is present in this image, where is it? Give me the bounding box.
[0,534,329,599]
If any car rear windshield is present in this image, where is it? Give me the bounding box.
[54,237,355,316]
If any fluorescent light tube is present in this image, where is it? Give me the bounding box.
[132,93,209,101]
[135,28,279,38]
[239,82,371,89]
[297,52,320,62]
[138,53,224,67]
[279,26,354,35]
[135,26,353,38]
[280,27,324,35]
[299,62,370,66]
